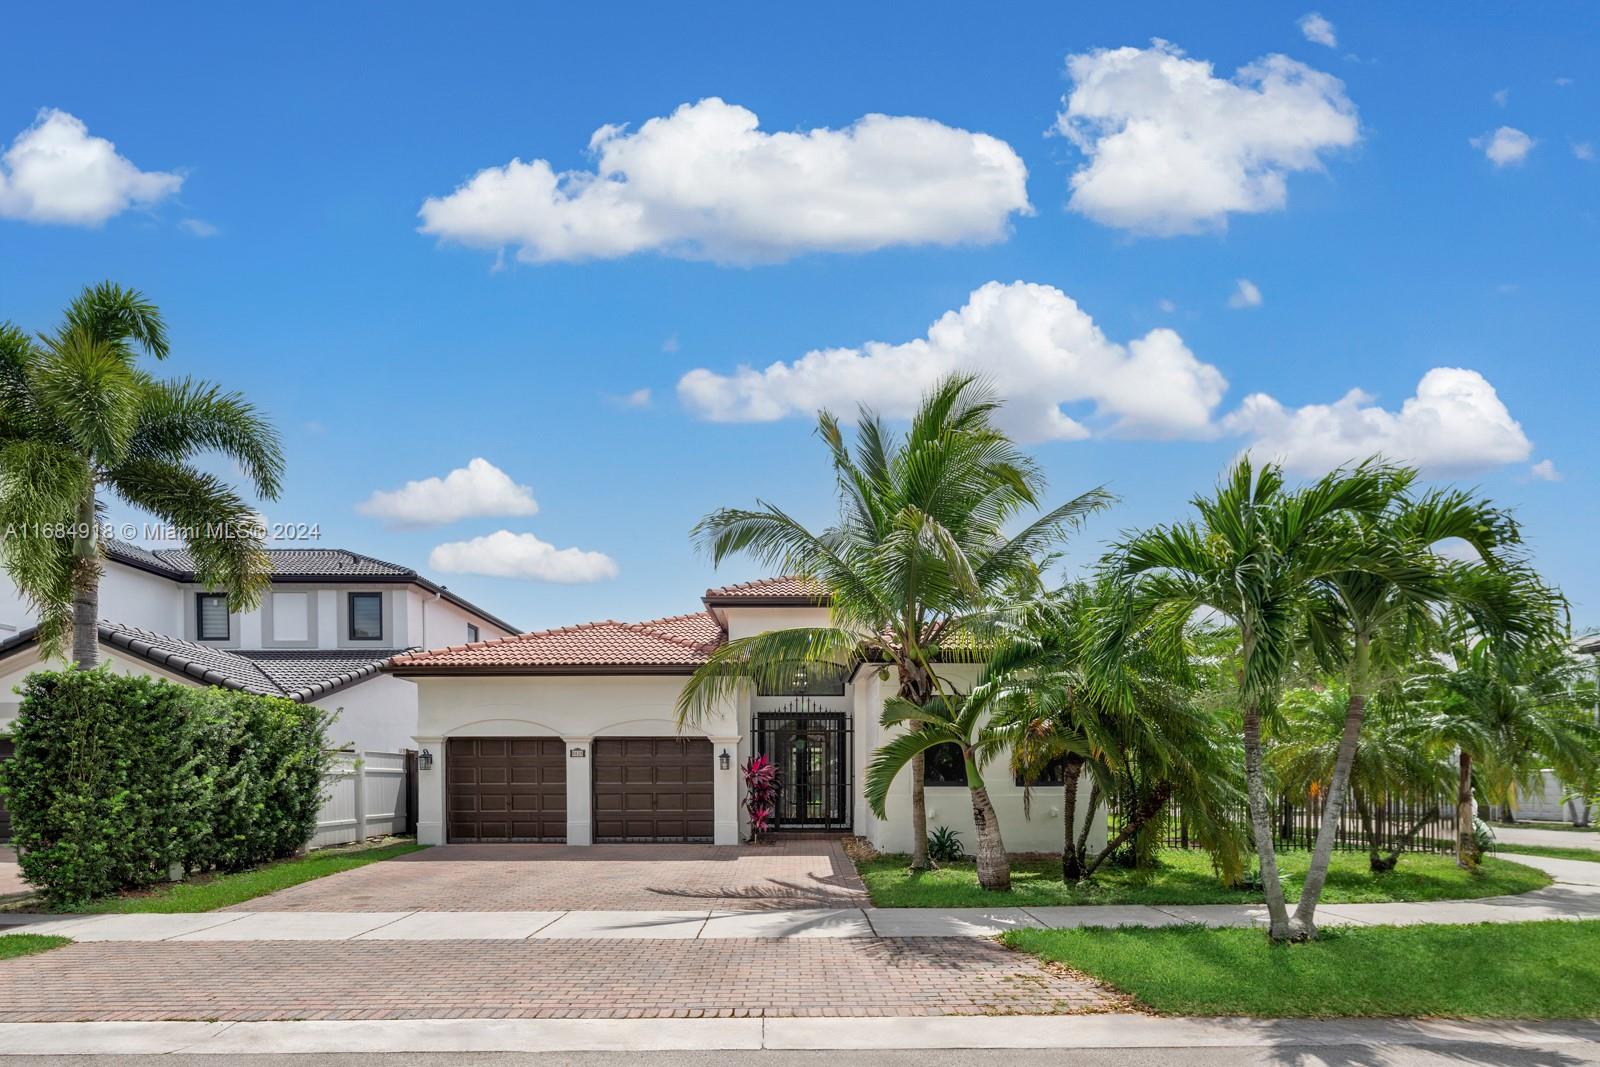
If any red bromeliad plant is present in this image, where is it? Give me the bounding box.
[743,754,779,840]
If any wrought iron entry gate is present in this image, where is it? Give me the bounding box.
[753,699,853,832]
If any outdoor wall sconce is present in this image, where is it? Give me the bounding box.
[418,748,433,771]
[570,746,587,758]
[719,749,732,771]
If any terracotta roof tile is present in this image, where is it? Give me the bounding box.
[389,612,727,672]
[702,576,827,603]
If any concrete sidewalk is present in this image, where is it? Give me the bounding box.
[1,1015,1598,1055]
[4,885,1596,941]
[1495,824,1600,851]
[4,850,1594,942]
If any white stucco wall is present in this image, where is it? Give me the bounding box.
[1,564,183,640]
[853,663,1106,856]
[313,673,419,754]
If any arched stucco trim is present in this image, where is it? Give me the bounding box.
[444,715,565,738]
[592,717,713,739]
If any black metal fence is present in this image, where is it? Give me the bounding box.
[752,699,854,832]
[1110,790,1458,855]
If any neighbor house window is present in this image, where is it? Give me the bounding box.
[755,663,848,697]
[348,592,383,641]
[196,593,230,641]
[922,742,967,787]
[466,623,479,643]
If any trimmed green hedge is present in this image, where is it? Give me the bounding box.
[0,670,331,905]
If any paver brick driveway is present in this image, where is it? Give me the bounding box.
[233,839,871,912]
[0,938,1121,1021]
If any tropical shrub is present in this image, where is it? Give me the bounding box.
[0,670,331,904]
[742,754,778,840]
[927,825,966,864]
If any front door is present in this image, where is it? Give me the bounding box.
[754,706,852,831]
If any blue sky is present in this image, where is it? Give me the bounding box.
[2,2,1596,632]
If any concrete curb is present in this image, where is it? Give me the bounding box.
[1,1015,1598,1055]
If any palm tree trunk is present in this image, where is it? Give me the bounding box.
[1084,782,1173,878]
[1060,756,1084,882]
[968,783,1010,891]
[909,752,931,869]
[1292,635,1370,938]
[1076,778,1100,866]
[1456,751,1476,868]
[1382,809,1442,871]
[1243,701,1294,941]
[70,488,100,669]
[901,669,933,871]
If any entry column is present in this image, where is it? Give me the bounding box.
[709,734,740,845]
[414,735,445,846]
[563,736,594,846]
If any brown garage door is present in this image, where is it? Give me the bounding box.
[447,737,566,843]
[0,738,12,844]
[593,737,714,842]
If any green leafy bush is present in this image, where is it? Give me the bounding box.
[0,670,331,905]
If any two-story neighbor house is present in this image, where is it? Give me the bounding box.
[390,577,1102,856]
[0,539,517,757]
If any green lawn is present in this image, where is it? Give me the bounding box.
[1004,921,1600,1018]
[1496,843,1600,863]
[855,849,1549,907]
[0,934,70,961]
[47,841,426,913]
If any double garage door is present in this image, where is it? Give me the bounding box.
[447,736,713,844]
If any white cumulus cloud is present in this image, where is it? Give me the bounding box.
[1529,459,1562,482]
[1055,40,1359,235]
[1298,13,1338,48]
[1228,278,1264,309]
[1224,367,1533,476]
[358,458,539,527]
[1473,126,1535,167]
[428,530,618,583]
[0,108,182,226]
[1572,142,1595,161]
[678,281,1228,443]
[418,97,1031,265]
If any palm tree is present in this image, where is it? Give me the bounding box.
[1289,481,1542,933]
[971,582,1244,883]
[1430,630,1594,864]
[1109,458,1392,941]
[0,283,283,666]
[865,694,1011,890]
[1272,682,1456,871]
[676,375,1110,869]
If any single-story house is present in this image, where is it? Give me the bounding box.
[390,577,1104,854]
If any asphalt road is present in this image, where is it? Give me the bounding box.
[4,1046,1599,1066]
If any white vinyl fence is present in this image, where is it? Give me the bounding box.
[312,749,411,848]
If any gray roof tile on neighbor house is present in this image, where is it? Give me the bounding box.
[0,622,406,703]
[234,648,411,700]
[99,539,518,633]
[104,541,413,579]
